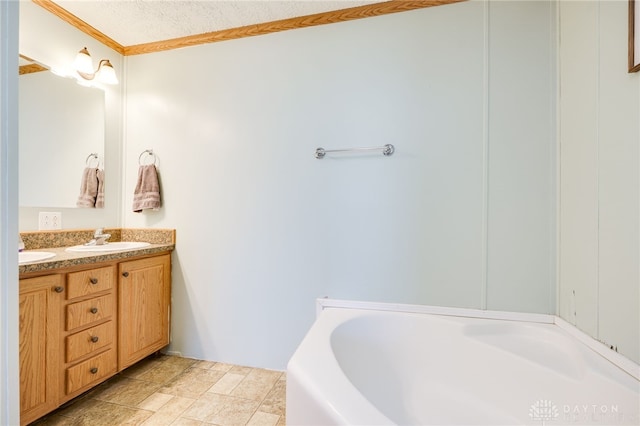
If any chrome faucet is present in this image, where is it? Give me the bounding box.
[94,228,111,245]
[85,228,111,246]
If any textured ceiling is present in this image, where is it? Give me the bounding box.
[51,0,381,47]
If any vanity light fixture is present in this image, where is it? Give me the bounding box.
[73,47,118,85]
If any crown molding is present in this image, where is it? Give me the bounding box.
[33,0,465,57]
[32,0,125,54]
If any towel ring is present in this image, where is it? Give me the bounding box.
[138,149,157,166]
[85,153,99,168]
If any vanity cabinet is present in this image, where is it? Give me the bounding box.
[19,252,172,426]
[118,254,171,370]
[19,274,64,425]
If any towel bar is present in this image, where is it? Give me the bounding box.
[315,144,394,159]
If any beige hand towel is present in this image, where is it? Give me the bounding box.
[76,167,98,208]
[132,164,161,212]
[95,169,105,208]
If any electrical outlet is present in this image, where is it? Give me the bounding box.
[38,212,62,230]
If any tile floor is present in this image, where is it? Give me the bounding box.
[31,355,286,426]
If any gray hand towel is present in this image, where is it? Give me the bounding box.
[95,169,105,208]
[132,164,161,212]
[77,167,98,208]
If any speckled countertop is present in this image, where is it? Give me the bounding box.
[19,228,175,275]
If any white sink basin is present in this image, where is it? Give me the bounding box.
[66,241,151,253]
[19,251,56,264]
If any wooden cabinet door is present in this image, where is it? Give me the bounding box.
[118,254,171,370]
[19,275,63,426]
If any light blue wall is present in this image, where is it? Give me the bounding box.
[558,0,640,364]
[123,1,557,369]
[14,0,639,376]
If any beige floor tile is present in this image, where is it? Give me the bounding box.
[210,362,235,372]
[178,367,227,383]
[181,392,260,424]
[135,365,189,385]
[29,413,77,426]
[28,356,286,426]
[170,418,203,426]
[228,365,253,375]
[258,379,286,416]
[231,369,282,401]
[137,392,175,411]
[71,400,153,425]
[141,395,197,426]
[141,413,175,426]
[246,411,280,426]
[160,379,214,400]
[207,372,245,395]
[119,409,156,425]
[160,368,226,399]
[156,395,196,417]
[179,393,221,421]
[92,377,161,407]
[192,360,217,370]
[120,355,167,379]
[161,356,198,370]
[134,358,196,384]
[202,394,261,426]
[83,374,128,398]
[48,395,102,420]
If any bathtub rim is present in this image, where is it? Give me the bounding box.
[287,306,396,425]
[315,298,640,381]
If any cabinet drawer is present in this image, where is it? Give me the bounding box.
[66,321,115,363]
[66,294,114,331]
[66,349,116,395]
[67,266,114,300]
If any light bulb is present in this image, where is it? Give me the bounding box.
[74,47,94,74]
[96,60,118,85]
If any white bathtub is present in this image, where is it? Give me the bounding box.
[286,301,640,425]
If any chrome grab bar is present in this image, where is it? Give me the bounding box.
[315,144,395,159]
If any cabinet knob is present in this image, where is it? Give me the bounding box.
[53,286,64,293]
[90,336,99,343]
[122,272,129,277]
[90,307,98,314]
[90,367,98,374]
[89,277,98,285]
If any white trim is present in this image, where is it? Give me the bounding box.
[315,298,639,382]
[316,298,554,324]
[554,316,640,381]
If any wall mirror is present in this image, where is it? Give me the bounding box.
[19,55,105,208]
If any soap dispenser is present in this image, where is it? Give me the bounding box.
[18,235,25,252]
